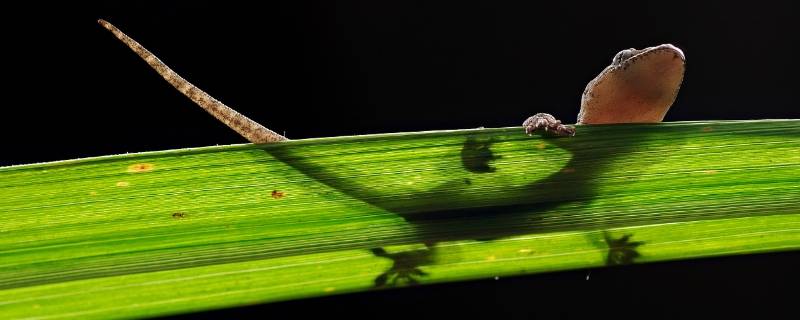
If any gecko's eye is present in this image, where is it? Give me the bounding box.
[612,48,640,66]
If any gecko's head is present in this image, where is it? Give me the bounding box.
[611,44,685,68]
[579,44,686,124]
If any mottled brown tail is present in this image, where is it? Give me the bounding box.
[98,19,287,143]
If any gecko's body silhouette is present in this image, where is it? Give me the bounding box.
[100,20,684,284]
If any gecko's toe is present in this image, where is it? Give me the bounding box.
[523,113,575,137]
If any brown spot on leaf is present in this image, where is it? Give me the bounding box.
[271,190,285,199]
[561,167,576,173]
[127,163,154,173]
[702,127,714,132]
[172,212,186,219]
[536,143,547,150]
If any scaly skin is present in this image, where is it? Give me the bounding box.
[524,44,685,136]
[98,19,287,144]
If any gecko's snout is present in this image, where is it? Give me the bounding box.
[655,44,685,62]
[611,44,684,68]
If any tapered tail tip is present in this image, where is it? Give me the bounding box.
[97,19,112,30]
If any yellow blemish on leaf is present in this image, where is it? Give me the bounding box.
[536,143,547,150]
[323,287,336,292]
[127,163,154,173]
[486,255,496,261]
[518,249,532,254]
[89,191,98,196]
[116,181,130,187]
[704,170,718,174]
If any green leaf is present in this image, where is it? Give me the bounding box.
[1,120,799,319]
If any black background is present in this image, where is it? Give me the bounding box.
[2,1,799,319]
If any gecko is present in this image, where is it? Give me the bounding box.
[524,44,685,136]
[98,20,684,141]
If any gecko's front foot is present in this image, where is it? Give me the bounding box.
[523,113,576,137]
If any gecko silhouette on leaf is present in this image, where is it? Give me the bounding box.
[99,19,685,246]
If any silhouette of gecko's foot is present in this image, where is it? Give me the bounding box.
[523,113,576,137]
[603,232,645,266]
[370,246,436,287]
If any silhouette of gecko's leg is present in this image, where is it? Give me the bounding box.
[523,113,576,137]
[98,19,286,144]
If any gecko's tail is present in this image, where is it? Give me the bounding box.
[97,19,287,143]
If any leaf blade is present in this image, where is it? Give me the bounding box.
[1,120,799,318]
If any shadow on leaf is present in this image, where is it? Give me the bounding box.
[603,231,645,266]
[371,246,437,288]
